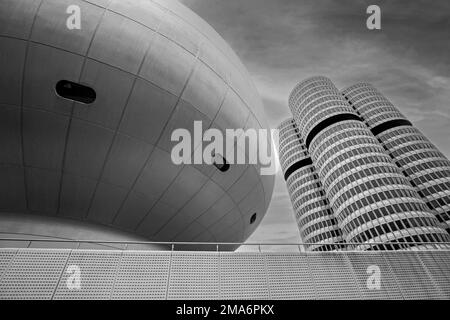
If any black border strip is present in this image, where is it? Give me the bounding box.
[284,158,313,180]
[371,119,412,136]
[305,113,362,149]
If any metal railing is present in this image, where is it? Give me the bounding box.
[1,237,450,252]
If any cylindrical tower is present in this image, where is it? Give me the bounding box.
[342,83,450,233]
[278,118,344,251]
[289,76,449,250]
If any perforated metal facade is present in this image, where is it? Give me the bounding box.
[281,76,450,250]
[1,248,450,299]
[342,83,450,233]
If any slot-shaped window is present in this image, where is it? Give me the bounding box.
[55,80,96,104]
[212,153,230,172]
[250,213,257,224]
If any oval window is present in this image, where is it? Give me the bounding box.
[55,80,96,104]
[212,153,230,172]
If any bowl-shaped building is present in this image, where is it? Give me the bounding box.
[0,0,274,249]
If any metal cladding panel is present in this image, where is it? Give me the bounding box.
[197,194,236,229]
[0,249,17,279]
[30,0,104,55]
[219,253,270,300]
[53,250,121,300]
[136,200,179,237]
[109,0,165,32]
[133,147,183,199]
[0,0,41,39]
[113,190,158,231]
[58,173,97,219]
[158,166,209,212]
[0,37,26,106]
[193,230,216,243]
[87,182,128,224]
[415,251,450,298]
[88,11,155,74]
[266,253,316,300]
[118,78,179,146]
[64,119,115,179]
[1,249,450,299]
[0,249,69,300]
[210,209,243,242]
[88,0,111,8]
[172,222,205,242]
[0,116,20,170]
[101,134,154,189]
[156,99,213,154]
[0,166,27,212]
[23,108,69,171]
[23,43,84,115]
[383,251,446,299]
[211,163,249,192]
[168,252,219,300]
[307,252,362,299]
[239,182,265,218]
[199,38,230,82]
[25,167,60,215]
[140,33,196,97]
[345,252,403,299]
[112,251,170,300]
[227,166,260,204]
[158,9,202,55]
[191,149,218,178]
[175,180,226,224]
[182,61,228,120]
[214,90,249,133]
[74,59,135,129]
[0,241,30,248]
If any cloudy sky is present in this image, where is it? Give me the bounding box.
[180,0,450,245]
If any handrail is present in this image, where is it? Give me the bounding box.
[1,237,450,246]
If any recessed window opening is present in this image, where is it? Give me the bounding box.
[213,153,230,172]
[55,80,96,104]
[250,213,257,224]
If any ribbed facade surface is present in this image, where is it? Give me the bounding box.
[284,76,450,250]
[278,119,344,251]
[342,83,450,233]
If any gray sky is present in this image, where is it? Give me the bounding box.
[180,0,450,244]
